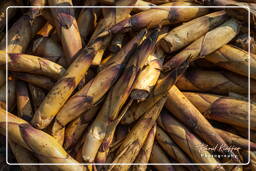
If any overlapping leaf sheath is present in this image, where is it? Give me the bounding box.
[166,86,239,159]
[160,10,228,53]
[108,98,166,171]
[51,30,146,143]
[32,37,64,64]
[0,52,65,80]
[183,92,255,130]
[0,13,45,53]
[96,126,128,164]
[9,141,39,171]
[77,0,98,44]
[158,111,226,170]
[131,125,156,171]
[14,72,54,90]
[232,33,256,54]
[215,128,256,150]
[155,126,196,169]
[96,125,128,170]
[163,18,240,72]
[87,20,110,57]
[0,109,85,171]
[121,59,190,124]
[103,2,135,30]
[48,0,82,64]
[108,125,128,155]
[87,9,114,65]
[95,99,133,163]
[130,26,169,101]
[11,78,39,170]
[28,84,45,111]
[98,2,208,37]
[89,0,138,65]
[130,48,164,101]
[63,105,101,150]
[176,68,254,95]
[149,143,175,171]
[82,29,158,162]
[32,48,95,129]
[205,45,256,79]
[0,0,17,33]
[16,80,33,121]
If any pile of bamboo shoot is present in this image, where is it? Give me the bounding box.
[0,0,255,170]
